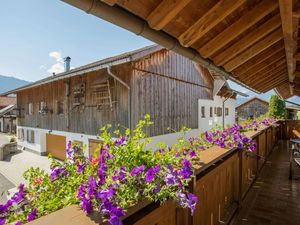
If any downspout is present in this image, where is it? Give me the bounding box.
[222,93,234,129]
[106,66,131,130]
[61,0,260,94]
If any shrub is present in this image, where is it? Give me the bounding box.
[268,95,287,119]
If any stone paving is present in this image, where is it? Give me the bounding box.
[0,133,52,203]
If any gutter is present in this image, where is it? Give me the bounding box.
[61,0,261,94]
[106,66,131,130]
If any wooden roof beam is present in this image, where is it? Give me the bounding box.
[246,67,287,86]
[147,0,192,30]
[178,0,246,47]
[243,60,286,83]
[237,50,285,79]
[213,15,281,66]
[258,77,289,92]
[224,28,283,71]
[279,0,298,95]
[232,40,284,75]
[198,0,278,58]
[101,0,118,6]
[294,52,300,60]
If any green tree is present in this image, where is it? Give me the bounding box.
[268,95,287,119]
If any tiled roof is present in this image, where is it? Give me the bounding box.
[0,97,16,107]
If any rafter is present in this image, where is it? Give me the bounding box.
[101,0,118,6]
[178,0,245,47]
[294,52,300,61]
[213,15,281,66]
[279,0,298,95]
[147,0,192,30]
[238,50,285,79]
[246,67,287,86]
[232,41,284,75]
[223,28,283,71]
[198,0,278,58]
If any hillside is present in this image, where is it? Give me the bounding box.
[0,75,30,94]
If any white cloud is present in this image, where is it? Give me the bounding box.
[47,51,64,74]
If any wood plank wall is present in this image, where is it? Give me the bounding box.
[17,65,131,135]
[131,49,213,136]
[17,49,213,137]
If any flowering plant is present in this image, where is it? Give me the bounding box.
[0,116,277,225]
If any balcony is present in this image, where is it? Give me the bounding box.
[17,120,299,225]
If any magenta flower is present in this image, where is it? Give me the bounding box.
[0,218,6,225]
[15,221,22,225]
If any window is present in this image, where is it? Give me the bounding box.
[18,128,24,141]
[201,106,205,118]
[225,108,229,116]
[214,107,217,115]
[39,101,48,114]
[28,103,33,115]
[210,107,213,117]
[26,130,35,143]
[56,101,64,115]
[216,107,222,117]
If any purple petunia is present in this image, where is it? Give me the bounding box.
[87,176,97,197]
[145,164,160,183]
[177,192,198,216]
[27,208,37,222]
[189,150,196,158]
[180,158,193,179]
[114,136,126,146]
[130,165,145,177]
[77,162,87,173]
[0,218,6,225]
[15,221,22,225]
[82,197,93,214]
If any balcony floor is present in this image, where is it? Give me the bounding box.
[232,141,300,225]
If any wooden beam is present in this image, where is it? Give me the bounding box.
[147,0,192,30]
[101,0,118,6]
[224,28,283,71]
[294,52,300,61]
[243,59,286,83]
[294,70,300,76]
[232,41,284,75]
[246,65,287,85]
[178,0,246,47]
[279,0,297,95]
[238,50,285,79]
[213,15,281,66]
[198,0,278,58]
[258,77,289,92]
[254,73,288,90]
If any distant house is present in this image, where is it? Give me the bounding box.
[198,79,247,131]
[286,105,300,120]
[0,96,16,110]
[0,104,16,133]
[236,97,269,120]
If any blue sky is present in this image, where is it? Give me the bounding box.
[0,0,299,103]
[0,0,152,82]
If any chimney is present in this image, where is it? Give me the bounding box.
[64,56,71,72]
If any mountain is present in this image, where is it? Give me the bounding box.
[0,75,30,94]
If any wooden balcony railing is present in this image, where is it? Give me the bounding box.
[28,121,300,225]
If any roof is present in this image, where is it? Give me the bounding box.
[215,80,248,98]
[0,104,16,117]
[236,97,269,109]
[62,0,300,99]
[1,45,164,95]
[0,96,16,107]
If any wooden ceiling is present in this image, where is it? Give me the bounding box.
[101,0,300,99]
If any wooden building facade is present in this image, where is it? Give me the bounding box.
[236,97,269,120]
[6,45,214,159]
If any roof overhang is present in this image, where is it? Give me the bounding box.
[61,0,300,99]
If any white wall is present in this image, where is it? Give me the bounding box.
[198,96,236,132]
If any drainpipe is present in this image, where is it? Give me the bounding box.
[61,0,260,94]
[222,93,234,129]
[106,66,131,130]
